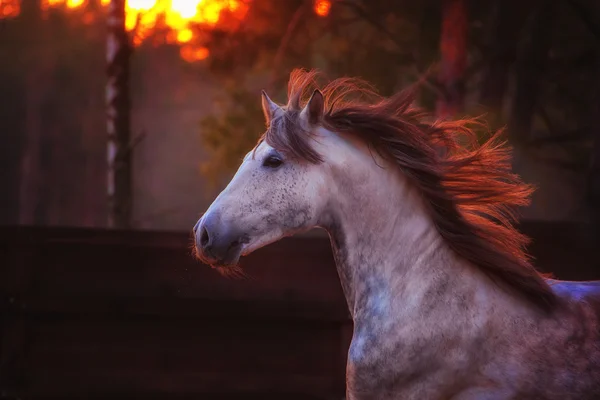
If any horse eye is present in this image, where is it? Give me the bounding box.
[263,155,283,169]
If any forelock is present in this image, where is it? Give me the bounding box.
[258,107,324,164]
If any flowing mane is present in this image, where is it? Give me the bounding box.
[257,69,558,311]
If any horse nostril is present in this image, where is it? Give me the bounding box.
[200,226,210,248]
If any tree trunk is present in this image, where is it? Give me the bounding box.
[18,69,44,225]
[590,131,600,225]
[507,0,555,146]
[436,0,468,119]
[82,87,105,228]
[0,77,25,225]
[479,0,530,115]
[106,0,132,229]
[588,47,600,226]
[17,0,48,226]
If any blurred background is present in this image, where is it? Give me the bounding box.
[0,0,599,399]
[1,0,599,230]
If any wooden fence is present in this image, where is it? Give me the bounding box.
[0,222,598,399]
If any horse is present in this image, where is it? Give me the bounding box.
[192,69,600,399]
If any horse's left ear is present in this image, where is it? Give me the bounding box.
[261,90,281,126]
[300,89,324,126]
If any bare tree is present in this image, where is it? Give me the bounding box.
[566,0,600,224]
[436,0,468,118]
[507,0,555,146]
[106,0,132,229]
[479,0,530,115]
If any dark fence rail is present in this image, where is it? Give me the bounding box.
[0,222,598,399]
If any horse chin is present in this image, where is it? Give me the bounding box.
[194,247,242,271]
[221,248,243,265]
[211,250,246,279]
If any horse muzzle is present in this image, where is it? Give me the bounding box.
[194,212,248,267]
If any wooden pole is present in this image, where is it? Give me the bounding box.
[106,0,132,229]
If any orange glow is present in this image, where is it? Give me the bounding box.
[82,10,94,24]
[180,45,209,62]
[1,0,20,18]
[44,0,63,6]
[1,0,248,62]
[176,28,193,43]
[314,0,330,17]
[0,0,331,62]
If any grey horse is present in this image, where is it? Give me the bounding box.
[193,69,600,400]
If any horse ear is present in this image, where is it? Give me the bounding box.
[261,90,280,126]
[301,89,324,126]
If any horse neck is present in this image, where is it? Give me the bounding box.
[323,158,482,322]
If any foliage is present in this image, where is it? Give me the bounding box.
[196,0,600,202]
[199,83,265,189]
[197,0,452,190]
